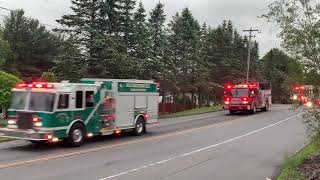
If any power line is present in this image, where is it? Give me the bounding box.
[243,28,260,83]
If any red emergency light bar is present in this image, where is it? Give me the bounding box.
[16,82,54,89]
[224,84,234,90]
[293,85,305,90]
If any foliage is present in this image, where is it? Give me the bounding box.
[41,72,57,82]
[0,30,13,70]
[51,40,88,82]
[3,9,60,78]
[277,138,320,180]
[0,71,21,109]
[265,0,320,72]
[260,48,303,103]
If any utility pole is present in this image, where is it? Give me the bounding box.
[243,28,259,83]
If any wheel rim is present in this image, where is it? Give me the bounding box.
[72,129,83,143]
[136,121,143,134]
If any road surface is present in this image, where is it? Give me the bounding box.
[0,105,307,180]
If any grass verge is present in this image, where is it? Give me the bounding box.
[277,139,320,180]
[159,105,222,119]
[0,137,11,143]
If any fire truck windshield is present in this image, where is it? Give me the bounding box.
[10,91,55,112]
[230,88,249,98]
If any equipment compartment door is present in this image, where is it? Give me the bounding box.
[116,95,134,127]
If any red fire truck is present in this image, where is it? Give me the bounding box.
[291,85,319,108]
[223,82,272,114]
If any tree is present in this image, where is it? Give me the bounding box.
[148,2,167,60]
[131,2,152,78]
[119,0,136,52]
[56,0,106,75]
[265,0,320,72]
[260,48,303,103]
[51,40,88,81]
[0,30,13,70]
[168,8,204,106]
[0,71,21,109]
[3,9,60,78]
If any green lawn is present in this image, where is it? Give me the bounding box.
[277,139,320,180]
[0,137,11,143]
[160,105,222,119]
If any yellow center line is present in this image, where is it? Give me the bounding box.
[0,119,231,170]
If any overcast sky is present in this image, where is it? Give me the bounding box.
[0,0,281,57]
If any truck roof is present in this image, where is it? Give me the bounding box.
[81,78,155,84]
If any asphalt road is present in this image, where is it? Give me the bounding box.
[0,105,307,180]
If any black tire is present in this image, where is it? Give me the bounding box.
[250,104,257,114]
[66,123,86,147]
[133,117,145,136]
[229,110,236,115]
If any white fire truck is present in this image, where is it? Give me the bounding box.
[223,82,272,114]
[0,78,159,146]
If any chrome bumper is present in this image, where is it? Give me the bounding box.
[0,128,49,140]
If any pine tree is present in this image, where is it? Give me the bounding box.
[56,0,106,75]
[51,40,88,81]
[148,2,166,58]
[119,0,136,52]
[132,2,152,78]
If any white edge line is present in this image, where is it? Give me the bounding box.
[98,112,304,180]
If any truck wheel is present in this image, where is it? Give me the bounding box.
[133,117,145,136]
[250,104,257,114]
[66,123,86,147]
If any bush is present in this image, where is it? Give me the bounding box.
[41,72,57,82]
[303,110,320,140]
[175,95,191,104]
[0,71,21,109]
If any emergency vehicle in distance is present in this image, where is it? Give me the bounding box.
[223,82,272,114]
[292,85,320,108]
[0,78,159,147]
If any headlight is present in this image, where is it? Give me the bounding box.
[293,95,298,100]
[306,102,313,108]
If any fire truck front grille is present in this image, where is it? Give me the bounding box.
[17,113,33,129]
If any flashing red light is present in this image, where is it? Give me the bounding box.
[115,129,121,134]
[45,134,53,140]
[32,117,40,122]
[241,97,250,104]
[15,82,54,89]
[294,86,300,90]
[156,82,160,87]
[16,82,27,88]
[249,84,258,88]
[224,84,233,90]
[144,114,148,119]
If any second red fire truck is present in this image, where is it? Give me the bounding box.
[223,82,272,114]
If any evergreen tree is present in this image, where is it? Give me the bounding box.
[3,9,60,78]
[119,0,136,52]
[148,2,166,58]
[132,2,152,78]
[51,40,88,81]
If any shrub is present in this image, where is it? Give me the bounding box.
[0,71,21,109]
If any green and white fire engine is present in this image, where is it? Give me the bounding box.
[0,78,159,146]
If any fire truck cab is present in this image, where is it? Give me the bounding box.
[223,82,272,114]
